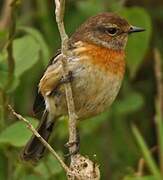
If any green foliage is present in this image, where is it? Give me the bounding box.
[0,152,6,180]
[80,110,111,135]
[0,0,162,179]
[155,101,163,170]
[0,70,20,92]
[113,92,144,115]
[120,7,152,78]
[0,30,7,44]
[77,0,105,16]
[124,176,156,180]
[18,26,50,65]
[35,154,63,178]
[55,117,69,139]
[132,126,161,179]
[0,117,38,147]
[13,35,40,77]
[0,71,8,89]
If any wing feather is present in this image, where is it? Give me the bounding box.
[33,50,61,116]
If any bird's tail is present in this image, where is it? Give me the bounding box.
[21,111,55,163]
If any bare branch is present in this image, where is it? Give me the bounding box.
[54,1,100,179]
[54,0,78,158]
[8,105,71,174]
[8,105,100,180]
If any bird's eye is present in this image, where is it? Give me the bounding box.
[106,27,118,35]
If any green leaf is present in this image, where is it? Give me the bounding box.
[18,26,50,65]
[0,30,7,43]
[0,152,6,180]
[124,175,157,180]
[155,99,163,173]
[113,92,144,115]
[0,71,8,89]
[132,126,161,179]
[0,50,7,67]
[80,110,111,134]
[13,35,40,77]
[0,70,20,92]
[0,117,38,147]
[22,175,44,180]
[7,76,20,93]
[55,117,68,139]
[35,154,62,178]
[77,0,105,16]
[119,7,152,78]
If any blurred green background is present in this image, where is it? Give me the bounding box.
[0,0,163,180]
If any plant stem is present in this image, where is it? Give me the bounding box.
[0,91,6,128]
[5,0,18,90]
[154,48,163,176]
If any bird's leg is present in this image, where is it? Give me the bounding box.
[61,70,79,157]
[50,71,73,96]
[64,128,80,157]
[60,71,73,84]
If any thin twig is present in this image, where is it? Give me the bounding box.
[154,49,163,114]
[54,0,78,159]
[8,105,71,174]
[0,0,12,29]
[136,146,158,176]
[154,48,163,175]
[5,0,19,90]
[0,0,18,128]
[54,2,100,179]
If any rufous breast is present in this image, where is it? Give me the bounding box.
[73,41,126,79]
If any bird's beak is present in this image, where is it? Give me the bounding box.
[128,26,145,34]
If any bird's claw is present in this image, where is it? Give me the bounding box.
[60,71,73,84]
[64,140,80,157]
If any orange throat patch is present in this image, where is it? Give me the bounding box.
[74,42,126,78]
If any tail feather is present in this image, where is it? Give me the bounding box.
[21,111,55,163]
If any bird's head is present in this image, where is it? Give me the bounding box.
[70,12,145,50]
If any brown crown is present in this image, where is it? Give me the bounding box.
[70,12,130,44]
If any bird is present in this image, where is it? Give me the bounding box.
[21,12,145,163]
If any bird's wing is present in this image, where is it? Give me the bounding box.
[33,49,61,117]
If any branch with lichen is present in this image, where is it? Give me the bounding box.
[54,0,100,179]
[9,104,99,179]
[54,0,78,161]
[8,105,76,177]
[9,103,100,180]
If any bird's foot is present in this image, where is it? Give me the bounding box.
[64,140,80,157]
[60,71,73,84]
[64,128,80,157]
